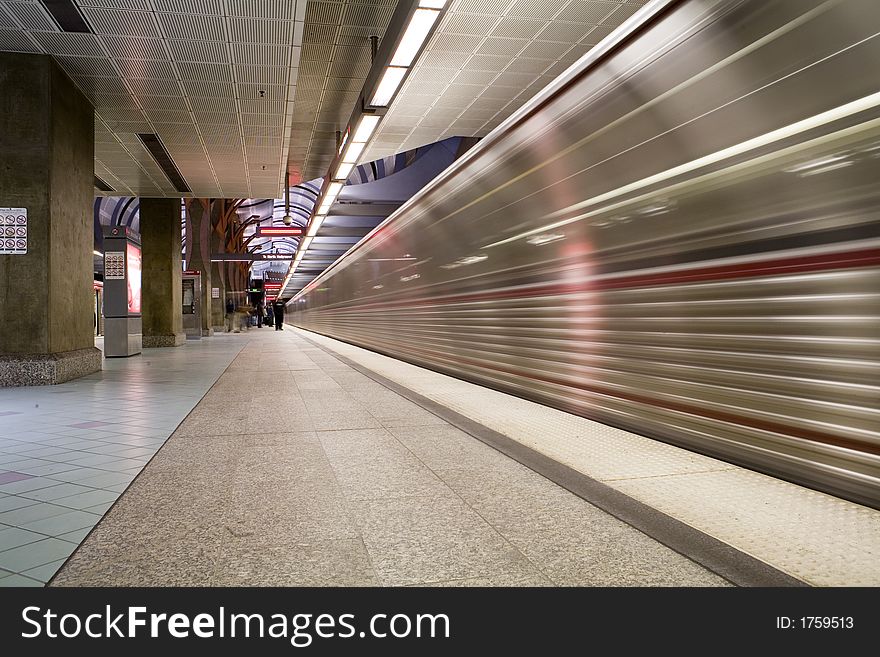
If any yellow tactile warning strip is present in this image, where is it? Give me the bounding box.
[296,327,880,586]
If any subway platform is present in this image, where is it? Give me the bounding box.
[1,327,878,587]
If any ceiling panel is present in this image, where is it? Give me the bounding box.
[286,0,397,183]
[0,0,307,198]
[364,0,648,162]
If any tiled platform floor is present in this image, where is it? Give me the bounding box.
[299,329,880,586]
[0,337,243,586]
[52,329,726,586]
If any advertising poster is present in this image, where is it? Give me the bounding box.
[127,242,142,314]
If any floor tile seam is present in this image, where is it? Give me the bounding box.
[0,568,45,583]
[0,445,162,466]
[295,328,807,589]
[1,476,119,495]
[45,338,250,587]
[299,336,564,588]
[15,485,124,504]
[0,523,89,550]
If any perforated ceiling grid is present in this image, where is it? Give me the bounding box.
[0,0,307,198]
[362,0,647,161]
[1,0,645,197]
[288,0,397,182]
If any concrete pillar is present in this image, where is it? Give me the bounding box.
[140,198,185,348]
[184,198,213,336]
[0,53,101,386]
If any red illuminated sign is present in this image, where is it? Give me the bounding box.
[264,283,282,290]
[257,227,303,237]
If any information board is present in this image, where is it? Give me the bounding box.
[0,207,27,255]
[105,251,125,279]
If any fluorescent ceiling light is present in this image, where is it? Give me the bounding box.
[337,129,349,154]
[307,216,324,237]
[93,250,103,257]
[341,142,365,164]
[352,115,380,143]
[300,236,313,251]
[390,8,439,67]
[318,201,333,214]
[370,66,407,107]
[326,182,343,197]
[419,0,446,7]
[334,160,356,181]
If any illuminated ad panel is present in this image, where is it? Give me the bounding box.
[127,243,142,314]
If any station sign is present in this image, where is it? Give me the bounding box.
[257,226,303,237]
[211,253,294,261]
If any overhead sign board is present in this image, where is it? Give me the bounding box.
[257,227,303,237]
[211,253,294,261]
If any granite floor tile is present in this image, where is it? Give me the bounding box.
[387,424,508,471]
[174,415,251,437]
[348,494,544,586]
[329,454,449,501]
[413,571,554,586]
[317,428,411,460]
[511,526,728,586]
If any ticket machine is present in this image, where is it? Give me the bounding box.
[182,270,202,339]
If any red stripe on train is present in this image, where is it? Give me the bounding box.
[330,246,880,311]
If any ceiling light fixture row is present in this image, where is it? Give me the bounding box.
[281,1,449,299]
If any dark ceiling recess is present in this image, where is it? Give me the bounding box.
[137,134,192,194]
[40,0,92,33]
[94,175,114,192]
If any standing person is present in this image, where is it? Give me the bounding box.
[272,299,285,331]
[256,301,263,328]
[225,298,235,332]
[266,302,274,327]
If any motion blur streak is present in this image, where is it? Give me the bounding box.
[290,0,880,508]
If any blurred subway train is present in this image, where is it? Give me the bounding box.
[289,0,880,508]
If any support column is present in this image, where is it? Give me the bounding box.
[141,198,185,347]
[184,198,213,337]
[0,53,100,386]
